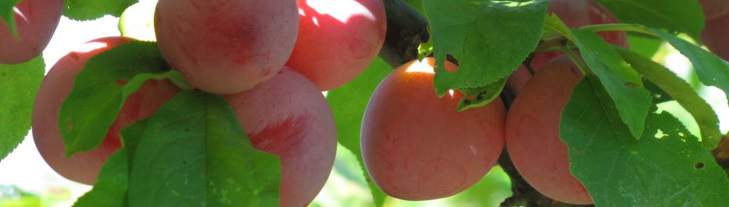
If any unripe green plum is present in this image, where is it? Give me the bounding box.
[286,0,387,91]
[0,0,62,64]
[225,69,337,207]
[361,58,505,200]
[155,0,299,94]
[506,57,592,205]
[703,12,729,60]
[32,37,179,184]
[700,0,729,20]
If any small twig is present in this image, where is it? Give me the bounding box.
[522,55,536,75]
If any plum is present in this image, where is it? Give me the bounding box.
[700,0,729,20]
[0,0,63,64]
[505,57,593,205]
[155,0,299,94]
[225,68,337,207]
[286,0,387,91]
[361,58,505,200]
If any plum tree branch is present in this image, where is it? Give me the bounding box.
[378,1,589,206]
[378,0,429,66]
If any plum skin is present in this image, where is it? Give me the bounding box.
[505,57,593,205]
[699,0,729,20]
[0,0,63,64]
[225,69,337,207]
[703,11,729,60]
[32,37,180,185]
[361,58,506,200]
[286,0,387,91]
[155,0,299,95]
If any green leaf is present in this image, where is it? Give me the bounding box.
[0,0,21,36]
[74,120,149,207]
[595,0,704,38]
[619,48,721,148]
[64,0,137,20]
[327,58,391,206]
[60,41,170,156]
[572,29,652,139]
[543,14,574,41]
[423,0,548,95]
[627,34,662,58]
[456,78,506,112]
[644,81,672,104]
[561,79,729,206]
[128,91,281,206]
[650,29,729,110]
[73,149,130,207]
[0,57,44,161]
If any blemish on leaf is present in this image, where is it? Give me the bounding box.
[624,82,640,88]
[694,162,704,169]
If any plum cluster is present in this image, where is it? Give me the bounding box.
[360,0,729,205]
[24,0,386,206]
[3,0,728,206]
[359,0,616,204]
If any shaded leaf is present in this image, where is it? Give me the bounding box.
[572,29,652,139]
[595,0,704,38]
